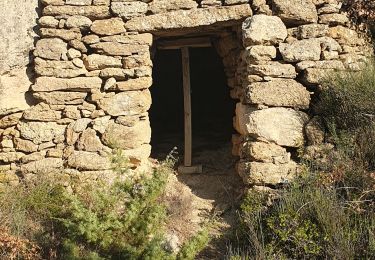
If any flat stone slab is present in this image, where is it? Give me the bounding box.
[124,4,252,34]
[32,77,102,92]
[245,79,311,109]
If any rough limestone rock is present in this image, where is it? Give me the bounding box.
[102,119,151,149]
[302,68,334,85]
[92,116,111,134]
[83,54,122,70]
[111,1,148,20]
[0,152,25,163]
[66,0,92,6]
[244,45,277,62]
[125,4,252,33]
[23,103,62,122]
[235,104,309,147]
[39,28,82,42]
[90,18,126,36]
[67,151,111,170]
[279,39,321,62]
[34,38,68,61]
[296,60,345,72]
[89,42,149,56]
[121,144,152,166]
[297,24,328,39]
[100,68,134,80]
[33,92,87,105]
[237,161,299,185]
[241,141,291,164]
[0,113,23,129]
[77,128,105,152]
[242,15,287,46]
[100,33,153,45]
[43,5,111,20]
[248,62,297,78]
[245,79,311,109]
[110,77,153,91]
[148,0,198,14]
[21,158,64,174]
[97,90,152,117]
[33,77,102,92]
[14,138,38,153]
[272,0,318,26]
[327,26,364,46]
[66,16,93,29]
[34,58,87,78]
[18,122,66,144]
[319,13,349,26]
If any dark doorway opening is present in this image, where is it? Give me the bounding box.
[149,46,236,163]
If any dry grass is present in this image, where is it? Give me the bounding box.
[0,227,41,260]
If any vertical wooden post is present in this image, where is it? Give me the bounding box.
[182,47,192,167]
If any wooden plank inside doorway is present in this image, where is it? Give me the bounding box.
[182,47,192,167]
[179,47,202,174]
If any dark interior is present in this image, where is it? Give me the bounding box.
[149,47,236,161]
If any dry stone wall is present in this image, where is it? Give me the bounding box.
[0,0,372,188]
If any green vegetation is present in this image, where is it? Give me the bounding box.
[0,153,211,259]
[227,61,375,260]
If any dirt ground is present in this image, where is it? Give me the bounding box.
[155,135,245,259]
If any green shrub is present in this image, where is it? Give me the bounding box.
[318,60,375,131]
[0,152,212,259]
[228,174,375,260]
[176,225,211,260]
[317,61,375,170]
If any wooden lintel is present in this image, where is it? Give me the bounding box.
[157,37,212,50]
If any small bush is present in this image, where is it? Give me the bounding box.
[0,153,211,259]
[318,61,375,131]
[228,175,375,260]
[318,61,375,170]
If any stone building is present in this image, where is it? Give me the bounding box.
[0,0,372,188]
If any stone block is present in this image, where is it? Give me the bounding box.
[235,104,308,147]
[34,38,67,61]
[237,161,299,185]
[102,119,151,149]
[18,121,66,144]
[43,5,111,20]
[111,1,148,20]
[90,18,126,35]
[33,92,87,105]
[67,151,111,170]
[241,141,291,164]
[242,15,287,46]
[32,77,102,92]
[245,79,311,109]
[272,0,318,26]
[83,54,122,70]
[97,90,152,116]
[124,4,252,33]
[279,39,321,62]
[148,0,198,14]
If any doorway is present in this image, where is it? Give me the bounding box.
[149,45,236,167]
